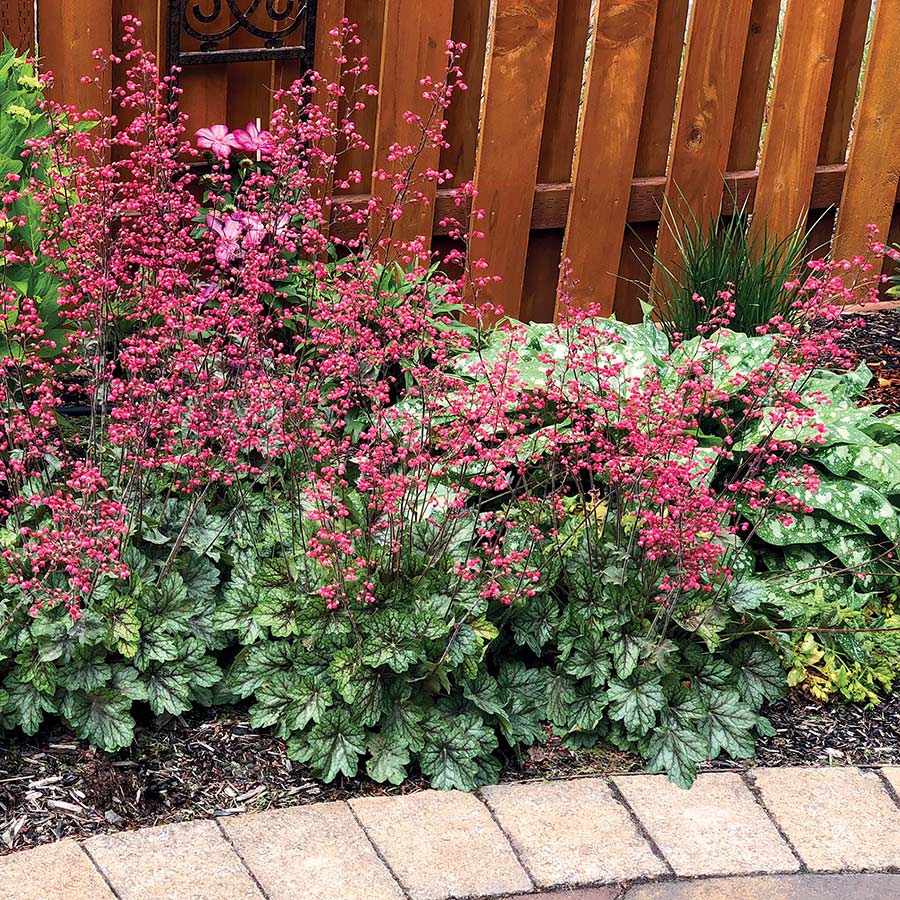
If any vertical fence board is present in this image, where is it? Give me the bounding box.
[337,0,385,192]
[833,0,900,268]
[2,0,35,51]
[370,0,455,250]
[650,0,753,292]
[310,0,346,230]
[727,0,781,172]
[441,0,491,186]
[751,0,844,241]
[558,0,658,317]
[39,0,114,110]
[633,0,689,177]
[614,0,689,322]
[819,0,873,166]
[520,0,591,323]
[469,0,559,318]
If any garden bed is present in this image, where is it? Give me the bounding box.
[842,306,900,413]
[1,691,898,855]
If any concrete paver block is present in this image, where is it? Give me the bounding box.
[221,800,404,900]
[0,840,115,900]
[751,766,900,871]
[86,819,263,900]
[350,789,532,900]
[612,772,799,877]
[627,873,900,899]
[481,777,667,887]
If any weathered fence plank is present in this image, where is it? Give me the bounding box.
[558,0,658,317]
[369,0,455,251]
[468,0,559,319]
[751,0,844,241]
[833,0,900,268]
[650,0,754,294]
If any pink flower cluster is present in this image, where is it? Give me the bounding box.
[0,16,879,627]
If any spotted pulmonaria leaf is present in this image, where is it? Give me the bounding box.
[790,477,899,541]
[815,442,900,491]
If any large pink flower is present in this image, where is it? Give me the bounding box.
[232,121,273,155]
[206,214,244,265]
[196,124,239,159]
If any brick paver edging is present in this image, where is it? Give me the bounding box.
[3,766,900,900]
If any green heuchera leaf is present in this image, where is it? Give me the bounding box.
[366,734,410,785]
[4,678,56,735]
[362,608,423,673]
[728,641,784,708]
[496,661,547,745]
[60,689,134,751]
[645,714,708,788]
[607,674,666,735]
[698,688,757,758]
[250,671,331,736]
[510,594,558,654]
[289,707,366,782]
[419,709,499,791]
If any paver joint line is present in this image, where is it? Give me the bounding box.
[345,799,414,900]
[877,767,900,812]
[605,778,675,877]
[215,818,274,900]
[739,770,807,872]
[475,790,539,890]
[79,842,125,900]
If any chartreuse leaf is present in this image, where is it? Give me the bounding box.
[607,674,666,735]
[289,707,366,781]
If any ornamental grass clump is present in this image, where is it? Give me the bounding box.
[0,21,897,787]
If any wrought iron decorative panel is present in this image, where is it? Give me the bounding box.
[166,0,317,73]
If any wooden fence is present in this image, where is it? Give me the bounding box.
[5,0,900,322]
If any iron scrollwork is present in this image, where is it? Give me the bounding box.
[166,0,316,72]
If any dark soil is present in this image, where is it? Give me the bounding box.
[1,690,898,855]
[840,306,900,412]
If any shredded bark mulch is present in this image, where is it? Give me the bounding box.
[1,691,897,855]
[841,307,900,413]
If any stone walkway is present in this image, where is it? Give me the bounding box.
[3,766,900,899]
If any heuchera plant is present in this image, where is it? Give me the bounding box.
[0,20,897,786]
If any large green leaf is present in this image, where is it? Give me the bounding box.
[607,675,666,735]
[419,710,498,791]
[289,707,366,782]
[61,690,134,752]
[728,641,784,708]
[699,688,757,758]
[645,716,708,788]
[250,671,331,736]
